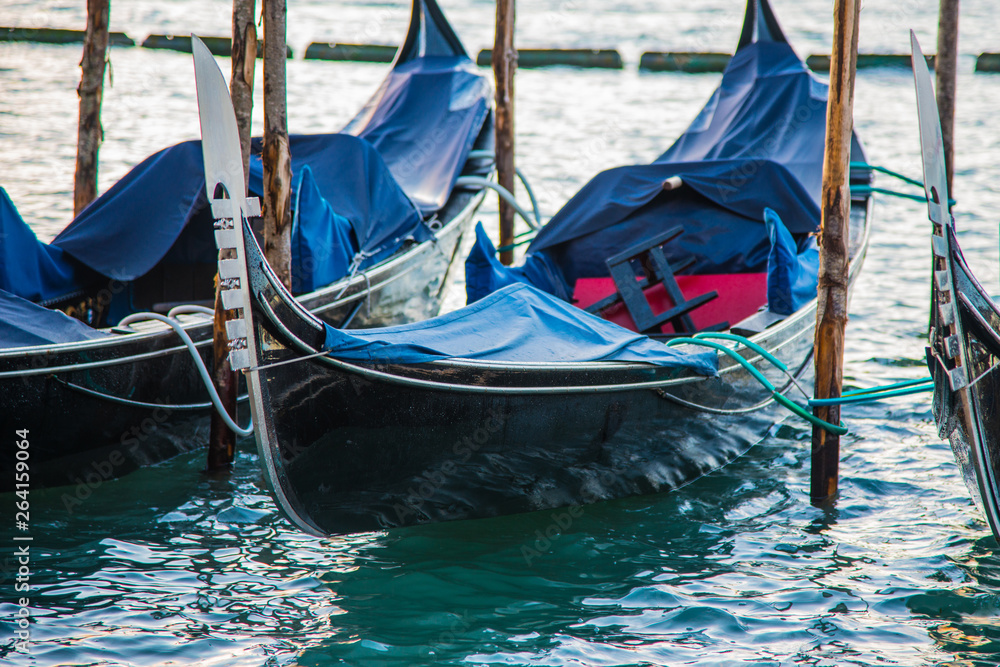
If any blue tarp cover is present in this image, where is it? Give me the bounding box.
[465,222,570,304]
[323,282,717,374]
[249,133,428,273]
[467,3,864,300]
[51,141,207,282]
[289,165,358,294]
[0,288,109,349]
[529,39,832,284]
[764,207,818,315]
[343,0,491,215]
[0,188,85,303]
[9,0,487,303]
[346,56,490,216]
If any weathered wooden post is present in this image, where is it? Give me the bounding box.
[811,0,861,505]
[262,0,293,289]
[73,0,111,216]
[206,0,258,472]
[493,0,517,265]
[936,0,959,196]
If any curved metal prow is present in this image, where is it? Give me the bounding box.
[395,0,468,64]
[736,0,789,50]
[910,31,952,228]
[191,35,260,373]
[191,36,322,536]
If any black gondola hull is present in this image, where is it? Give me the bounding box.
[928,225,1000,538]
[241,200,870,536]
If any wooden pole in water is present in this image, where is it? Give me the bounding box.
[73,0,111,216]
[493,0,517,266]
[936,0,959,196]
[810,0,861,505]
[262,0,293,289]
[206,0,258,472]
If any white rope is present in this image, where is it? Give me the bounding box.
[455,176,541,230]
[117,312,254,436]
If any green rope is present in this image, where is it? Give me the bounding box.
[496,236,535,253]
[849,162,957,206]
[808,377,934,406]
[666,337,847,435]
[842,377,933,396]
[850,161,925,189]
[693,332,788,372]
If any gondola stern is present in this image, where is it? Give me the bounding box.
[394,0,470,65]
[736,0,790,50]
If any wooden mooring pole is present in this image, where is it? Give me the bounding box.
[811,0,861,505]
[73,0,110,216]
[262,0,293,289]
[206,0,258,472]
[493,0,517,266]
[936,0,959,196]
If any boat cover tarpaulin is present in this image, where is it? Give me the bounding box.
[764,207,818,315]
[343,0,491,215]
[465,222,570,304]
[249,134,428,274]
[467,0,866,296]
[346,57,490,216]
[322,282,718,373]
[8,0,485,303]
[49,133,425,289]
[529,38,836,284]
[0,188,86,303]
[51,141,208,282]
[0,288,109,349]
[289,165,358,294]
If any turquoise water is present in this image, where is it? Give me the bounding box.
[4,0,1000,664]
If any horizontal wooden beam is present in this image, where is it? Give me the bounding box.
[477,48,622,69]
[640,52,730,73]
[142,34,291,58]
[304,42,396,62]
[1,26,132,46]
[807,52,935,71]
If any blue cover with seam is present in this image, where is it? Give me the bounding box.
[465,0,868,302]
[0,288,109,349]
[343,0,492,215]
[323,282,718,373]
[0,188,86,303]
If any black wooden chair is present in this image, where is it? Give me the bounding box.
[584,226,728,335]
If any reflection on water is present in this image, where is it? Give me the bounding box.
[4,0,1000,664]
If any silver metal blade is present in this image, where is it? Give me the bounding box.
[910,30,951,227]
[191,35,249,223]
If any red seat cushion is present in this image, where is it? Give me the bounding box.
[573,274,767,334]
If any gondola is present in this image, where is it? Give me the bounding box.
[914,35,1000,541]
[214,0,874,536]
[0,0,493,491]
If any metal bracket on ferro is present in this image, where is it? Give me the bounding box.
[935,269,951,291]
[939,303,955,326]
[932,234,948,258]
[948,366,968,391]
[210,196,261,219]
[945,334,961,359]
